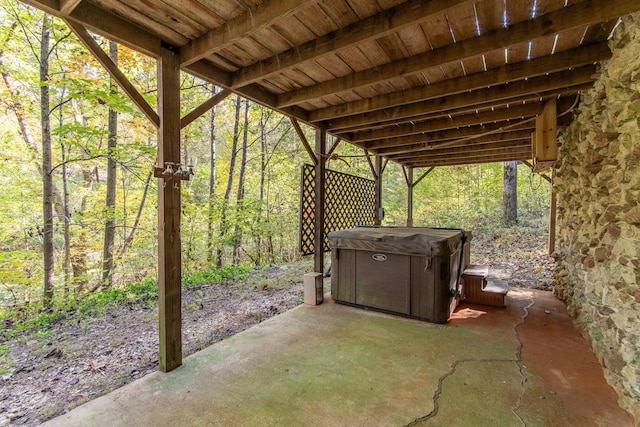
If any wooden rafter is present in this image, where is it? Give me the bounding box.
[363,121,535,150]
[381,131,532,157]
[406,149,532,167]
[277,0,635,108]
[22,0,163,57]
[326,67,595,132]
[231,0,475,88]
[395,141,532,162]
[349,104,544,143]
[181,0,319,67]
[311,42,610,124]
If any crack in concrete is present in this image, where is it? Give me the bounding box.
[404,296,535,427]
[511,297,535,426]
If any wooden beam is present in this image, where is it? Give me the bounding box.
[60,0,81,14]
[66,21,160,128]
[349,104,544,143]
[23,0,163,58]
[232,0,475,88]
[405,150,532,168]
[184,59,311,123]
[278,0,637,107]
[327,67,595,132]
[533,99,559,172]
[334,93,581,134]
[380,131,534,157]
[157,45,182,373]
[365,121,535,150]
[327,137,342,158]
[291,118,317,166]
[521,159,552,183]
[364,150,376,179]
[413,167,435,187]
[394,141,532,162]
[311,42,610,123]
[181,0,318,67]
[314,125,327,275]
[181,88,231,129]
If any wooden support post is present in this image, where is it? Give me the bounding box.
[549,171,557,255]
[157,46,182,373]
[314,125,327,279]
[406,167,414,227]
[374,155,383,226]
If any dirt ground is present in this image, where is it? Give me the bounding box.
[0,227,555,426]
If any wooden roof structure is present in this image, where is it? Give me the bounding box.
[18,0,640,373]
[21,0,640,168]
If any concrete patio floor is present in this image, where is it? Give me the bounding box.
[43,288,633,426]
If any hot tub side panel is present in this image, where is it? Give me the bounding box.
[331,248,459,323]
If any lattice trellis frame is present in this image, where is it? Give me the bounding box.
[299,164,375,255]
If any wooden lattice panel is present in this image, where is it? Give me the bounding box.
[299,164,375,255]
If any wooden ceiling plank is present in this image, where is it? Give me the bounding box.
[114,0,207,40]
[349,103,544,142]
[294,3,339,37]
[327,66,595,131]
[314,42,608,124]
[232,0,476,88]
[21,0,163,57]
[66,20,160,127]
[364,121,535,150]
[181,0,320,67]
[278,0,639,107]
[381,131,533,156]
[505,0,535,27]
[405,150,532,167]
[333,91,577,134]
[362,97,575,143]
[158,0,223,29]
[90,0,188,46]
[391,141,532,161]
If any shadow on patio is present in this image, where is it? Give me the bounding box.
[42,289,632,426]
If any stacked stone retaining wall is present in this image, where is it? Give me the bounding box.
[554,13,640,422]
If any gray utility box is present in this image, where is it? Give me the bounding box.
[329,227,470,324]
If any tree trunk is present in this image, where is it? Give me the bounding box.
[207,85,218,264]
[255,106,268,266]
[61,140,72,293]
[503,161,518,226]
[101,40,118,289]
[216,95,242,268]
[116,172,152,259]
[233,99,249,265]
[40,15,55,307]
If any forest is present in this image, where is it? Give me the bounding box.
[0,0,551,324]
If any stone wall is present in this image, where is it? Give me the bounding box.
[553,13,640,422]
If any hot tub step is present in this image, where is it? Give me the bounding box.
[465,278,508,308]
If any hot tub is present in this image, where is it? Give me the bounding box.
[328,227,470,323]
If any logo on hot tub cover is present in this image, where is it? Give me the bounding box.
[372,253,388,261]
